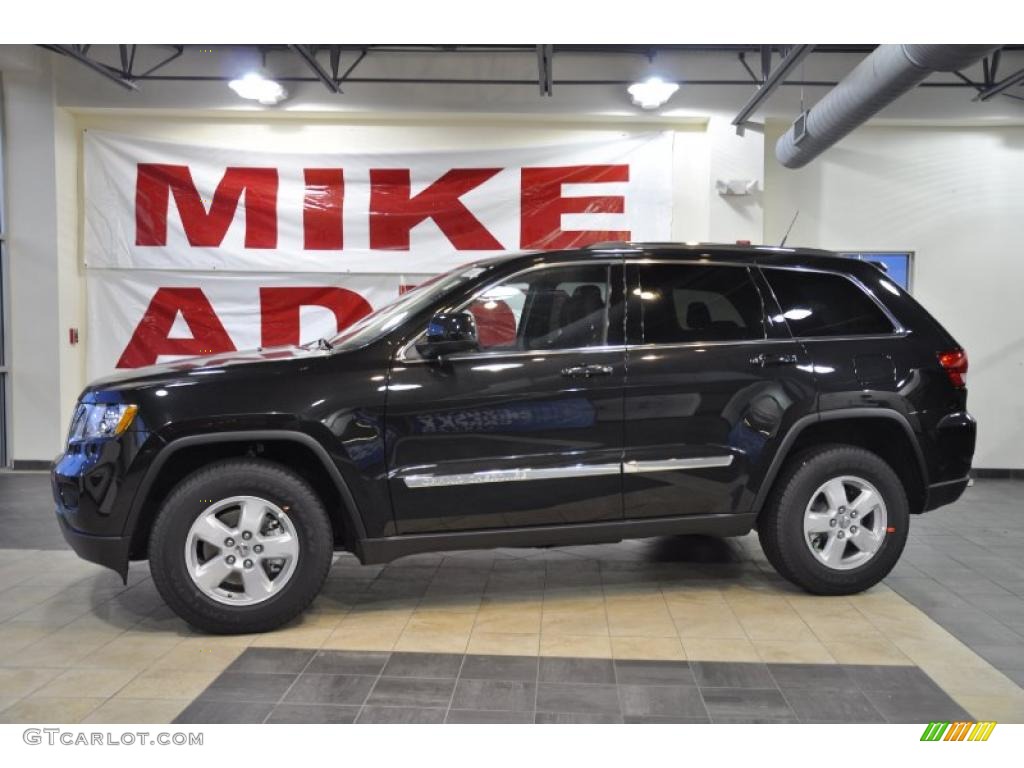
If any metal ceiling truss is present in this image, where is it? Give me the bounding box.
[732,44,815,132]
[38,44,1024,102]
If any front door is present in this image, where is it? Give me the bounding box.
[622,260,813,519]
[385,260,626,534]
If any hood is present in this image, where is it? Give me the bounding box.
[85,345,330,393]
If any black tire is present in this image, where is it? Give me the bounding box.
[149,458,333,634]
[757,444,909,595]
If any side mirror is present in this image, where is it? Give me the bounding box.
[415,311,479,359]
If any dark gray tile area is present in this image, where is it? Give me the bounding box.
[0,472,66,550]
[175,647,973,724]
[885,479,1024,686]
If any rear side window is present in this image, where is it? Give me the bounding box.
[763,269,895,337]
[635,264,764,344]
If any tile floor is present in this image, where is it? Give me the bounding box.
[172,648,972,724]
[0,473,1022,724]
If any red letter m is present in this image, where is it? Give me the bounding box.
[136,164,278,248]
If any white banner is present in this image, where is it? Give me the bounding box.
[83,130,674,376]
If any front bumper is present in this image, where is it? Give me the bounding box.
[56,506,131,581]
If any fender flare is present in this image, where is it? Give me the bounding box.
[751,408,929,512]
[125,429,368,552]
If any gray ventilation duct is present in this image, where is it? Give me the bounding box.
[776,44,1000,169]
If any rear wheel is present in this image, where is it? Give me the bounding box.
[758,444,909,595]
[149,458,333,633]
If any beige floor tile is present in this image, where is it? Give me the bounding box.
[801,613,887,642]
[467,632,540,656]
[610,637,686,661]
[682,637,760,662]
[117,668,221,700]
[148,643,245,673]
[322,625,402,652]
[0,697,105,724]
[0,668,64,699]
[31,668,138,700]
[753,639,836,664]
[405,611,477,634]
[0,639,107,669]
[83,697,189,724]
[955,695,1024,724]
[669,602,747,639]
[540,634,612,658]
[474,606,542,635]
[77,636,182,670]
[541,606,610,637]
[250,627,333,649]
[0,624,54,654]
[728,600,817,642]
[824,639,910,666]
[394,629,470,654]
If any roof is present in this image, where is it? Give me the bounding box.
[581,241,837,259]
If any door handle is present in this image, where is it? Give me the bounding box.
[561,364,614,378]
[750,352,799,367]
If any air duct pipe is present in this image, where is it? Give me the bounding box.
[776,44,1000,168]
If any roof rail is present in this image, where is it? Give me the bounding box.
[582,241,637,250]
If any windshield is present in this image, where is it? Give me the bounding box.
[326,260,499,351]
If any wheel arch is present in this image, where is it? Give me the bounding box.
[125,430,367,563]
[753,409,929,516]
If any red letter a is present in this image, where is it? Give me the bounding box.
[116,288,236,368]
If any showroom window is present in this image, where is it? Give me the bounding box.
[634,264,765,344]
[763,268,896,338]
[465,263,618,351]
[840,251,914,291]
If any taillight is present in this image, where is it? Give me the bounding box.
[937,349,968,388]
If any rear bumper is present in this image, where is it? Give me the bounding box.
[923,476,970,512]
[56,508,130,581]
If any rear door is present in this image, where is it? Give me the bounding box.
[622,260,814,519]
[385,260,626,534]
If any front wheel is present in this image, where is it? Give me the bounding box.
[149,458,333,634]
[758,445,909,595]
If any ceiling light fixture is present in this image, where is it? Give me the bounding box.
[228,72,288,105]
[627,76,679,110]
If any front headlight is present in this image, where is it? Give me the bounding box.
[67,403,138,443]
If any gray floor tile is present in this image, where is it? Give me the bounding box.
[459,654,538,682]
[710,714,800,724]
[539,657,616,684]
[701,687,794,720]
[692,661,775,689]
[381,652,463,679]
[282,673,376,706]
[266,704,360,723]
[356,706,447,724]
[367,676,456,708]
[844,665,945,695]
[768,663,858,690]
[614,659,695,686]
[451,679,536,711]
[862,689,973,724]
[618,684,706,718]
[782,688,886,723]
[624,715,710,723]
[536,711,624,724]
[307,650,390,676]
[175,700,274,724]
[447,709,535,723]
[199,672,297,703]
[536,683,621,715]
[224,648,315,675]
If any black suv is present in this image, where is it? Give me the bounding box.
[52,244,976,633]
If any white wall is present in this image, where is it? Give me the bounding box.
[765,122,1024,469]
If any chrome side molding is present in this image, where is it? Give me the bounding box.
[402,455,734,488]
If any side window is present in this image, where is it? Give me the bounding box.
[763,269,895,337]
[636,264,764,344]
[465,263,615,351]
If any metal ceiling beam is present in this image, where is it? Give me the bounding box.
[537,44,554,96]
[289,45,340,93]
[732,44,814,130]
[49,45,138,91]
[973,66,1024,101]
